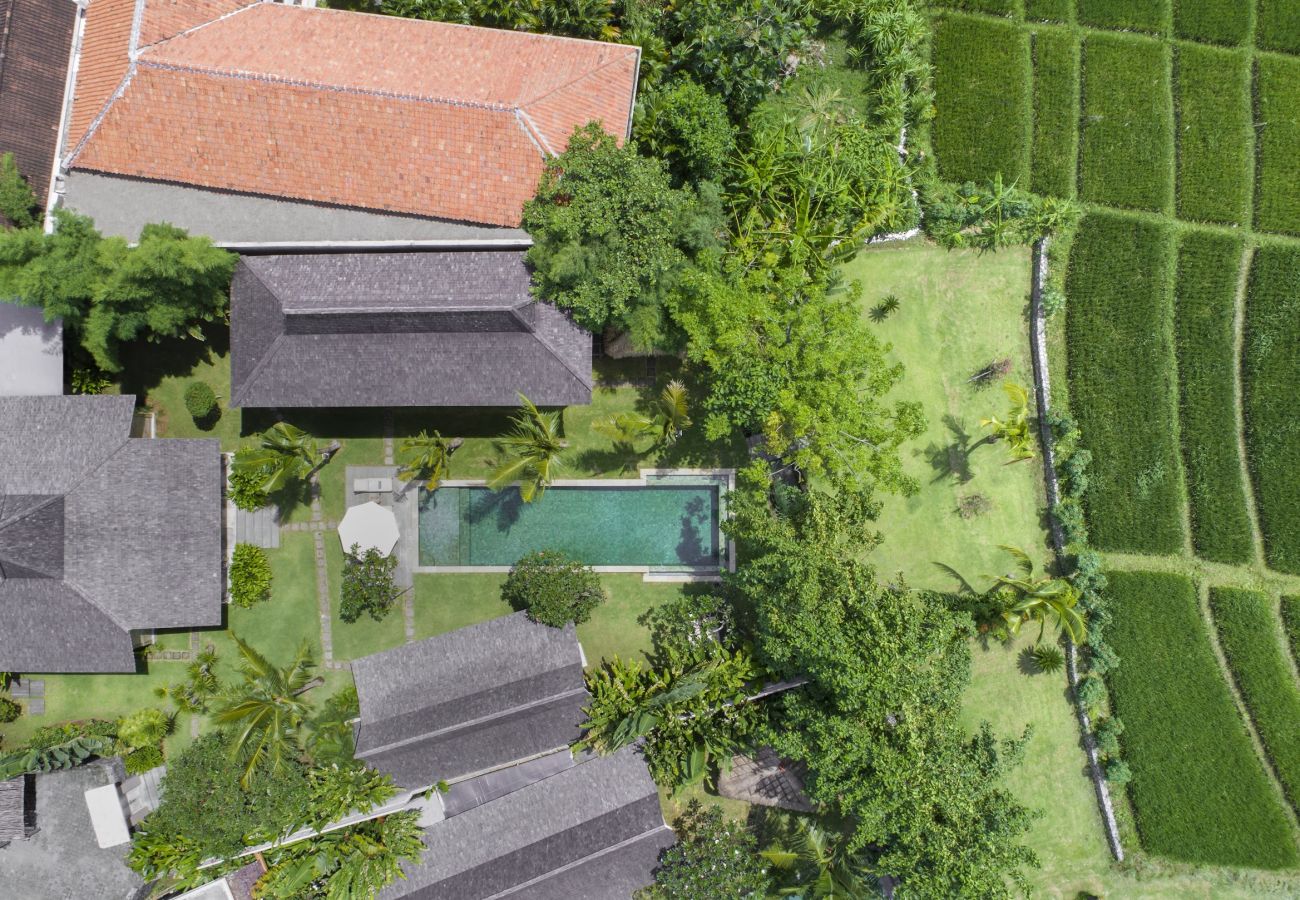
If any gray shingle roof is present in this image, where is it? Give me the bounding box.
[353,612,587,788]
[0,396,222,672]
[379,747,674,900]
[229,251,593,408]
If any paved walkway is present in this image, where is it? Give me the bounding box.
[233,503,280,548]
[716,747,814,812]
[345,464,419,644]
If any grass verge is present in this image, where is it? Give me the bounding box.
[1175,43,1253,226]
[1030,28,1080,198]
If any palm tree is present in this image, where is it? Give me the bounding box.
[594,380,692,449]
[397,429,462,491]
[760,815,875,899]
[980,382,1036,462]
[940,547,1086,644]
[487,394,567,502]
[231,422,329,493]
[212,635,321,788]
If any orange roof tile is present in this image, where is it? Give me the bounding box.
[65,2,639,227]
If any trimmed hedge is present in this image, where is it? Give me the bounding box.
[1065,213,1184,554]
[1079,34,1174,213]
[1030,29,1079,198]
[1243,245,1300,574]
[1025,0,1072,22]
[1173,230,1254,564]
[1105,571,1297,869]
[932,14,1032,185]
[1173,0,1250,45]
[1210,587,1300,817]
[1283,597,1300,666]
[1175,44,1252,226]
[930,0,1022,15]
[1258,0,1300,54]
[1254,55,1300,237]
[1077,0,1167,33]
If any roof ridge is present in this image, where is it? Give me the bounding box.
[63,61,138,168]
[518,49,638,109]
[133,0,264,53]
[525,305,596,391]
[229,261,288,409]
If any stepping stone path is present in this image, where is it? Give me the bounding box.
[9,679,45,716]
[716,747,814,812]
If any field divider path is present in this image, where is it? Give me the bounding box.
[1231,242,1267,568]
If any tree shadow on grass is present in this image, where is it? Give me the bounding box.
[922,414,995,485]
[117,320,231,403]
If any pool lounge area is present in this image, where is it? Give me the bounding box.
[416,470,734,578]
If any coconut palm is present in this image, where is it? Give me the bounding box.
[212,635,321,788]
[232,422,329,493]
[980,381,1035,462]
[594,380,692,449]
[940,546,1086,644]
[487,394,567,503]
[397,429,462,491]
[760,815,875,899]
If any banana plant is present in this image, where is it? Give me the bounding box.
[980,381,1036,463]
[761,815,876,899]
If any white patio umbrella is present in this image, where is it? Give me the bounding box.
[337,501,400,557]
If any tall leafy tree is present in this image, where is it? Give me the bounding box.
[633,77,736,186]
[0,152,40,228]
[636,800,770,899]
[487,394,567,503]
[0,209,104,329]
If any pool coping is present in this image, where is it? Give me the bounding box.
[414,468,736,582]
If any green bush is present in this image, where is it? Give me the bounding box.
[1064,213,1184,554]
[1078,33,1173,213]
[0,152,39,228]
[1172,230,1253,564]
[228,449,270,512]
[1030,29,1079,198]
[229,543,272,608]
[1244,245,1300,573]
[1105,571,1297,869]
[1258,0,1300,54]
[633,77,736,187]
[930,0,1022,15]
[340,545,399,623]
[1283,597,1300,666]
[1025,0,1071,21]
[124,745,164,775]
[931,14,1032,185]
[182,380,217,423]
[1174,44,1252,226]
[1077,0,1167,33]
[0,696,21,723]
[1173,0,1249,44]
[1210,587,1300,816]
[116,707,170,751]
[502,549,607,627]
[1254,55,1300,237]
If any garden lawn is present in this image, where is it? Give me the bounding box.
[1284,597,1300,666]
[412,573,511,639]
[1079,33,1174,213]
[1243,245,1300,574]
[1065,212,1184,554]
[1077,0,1167,33]
[931,14,1032,185]
[1175,44,1253,226]
[838,241,1050,587]
[1105,571,1297,869]
[1172,230,1253,564]
[325,538,407,662]
[1174,0,1249,45]
[1258,0,1300,54]
[1025,0,1071,22]
[140,347,245,448]
[1030,28,1079,199]
[1210,587,1300,816]
[1254,55,1300,237]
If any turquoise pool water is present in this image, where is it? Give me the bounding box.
[418,480,723,569]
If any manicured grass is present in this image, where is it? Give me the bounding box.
[837,241,1050,587]
[1254,55,1300,237]
[324,537,407,662]
[1077,0,1168,33]
[134,345,247,450]
[1210,587,1300,816]
[1175,43,1253,226]
[1283,596,1300,666]
[1030,28,1080,198]
[1065,213,1184,554]
[1174,0,1251,45]
[1258,0,1300,54]
[1079,33,1174,213]
[1243,245,1300,574]
[1105,571,1297,869]
[1025,0,1072,22]
[413,573,511,641]
[1172,230,1254,564]
[932,14,1033,185]
[931,0,1022,15]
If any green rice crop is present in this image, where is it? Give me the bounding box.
[1173,0,1251,45]
[1175,44,1252,225]
[1106,571,1298,869]
[1079,33,1174,213]
[1254,55,1300,237]
[1025,0,1072,22]
[1173,231,1253,564]
[1283,597,1300,666]
[1243,245,1300,574]
[1077,0,1168,34]
[930,0,1022,15]
[932,14,1033,185]
[1258,0,1300,54]
[1065,212,1184,554]
[1030,29,1079,198]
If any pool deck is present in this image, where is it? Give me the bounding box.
[345,465,418,591]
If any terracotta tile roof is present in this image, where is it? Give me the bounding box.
[64,1,639,227]
[65,0,134,151]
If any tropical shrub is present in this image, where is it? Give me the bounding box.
[931,14,1031,185]
[305,764,397,831]
[340,546,399,623]
[635,800,770,899]
[1030,28,1079,198]
[1175,44,1252,226]
[125,745,164,775]
[183,380,217,423]
[70,366,112,395]
[232,423,327,496]
[378,0,615,39]
[922,177,1077,250]
[1093,717,1123,757]
[307,686,361,767]
[1257,0,1300,54]
[1243,245,1300,573]
[823,0,933,132]
[0,733,114,780]
[155,645,221,715]
[1104,571,1296,868]
[502,550,607,627]
[228,450,271,511]
[1172,230,1253,564]
[1105,758,1132,785]
[633,77,736,187]
[0,696,20,723]
[0,152,39,228]
[1254,55,1300,236]
[1078,34,1173,213]
[1031,644,1064,674]
[1174,0,1249,44]
[254,810,425,900]
[116,707,171,752]
[230,543,273,608]
[1077,0,1167,33]
[1064,212,1183,554]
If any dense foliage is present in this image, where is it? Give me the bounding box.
[1172,230,1253,564]
[1078,34,1173,213]
[230,543,274,608]
[0,153,39,228]
[921,177,1076,250]
[633,77,735,187]
[254,810,425,900]
[340,546,399,624]
[502,550,607,627]
[1255,54,1300,236]
[635,800,770,899]
[374,0,615,38]
[1175,43,1252,226]
[229,451,271,511]
[0,695,20,724]
[1104,571,1297,869]
[1029,29,1078,198]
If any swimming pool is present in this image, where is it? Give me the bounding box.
[416,471,733,574]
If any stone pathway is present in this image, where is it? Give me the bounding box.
[306,473,350,671]
[716,747,814,812]
[383,408,395,466]
[9,679,44,716]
